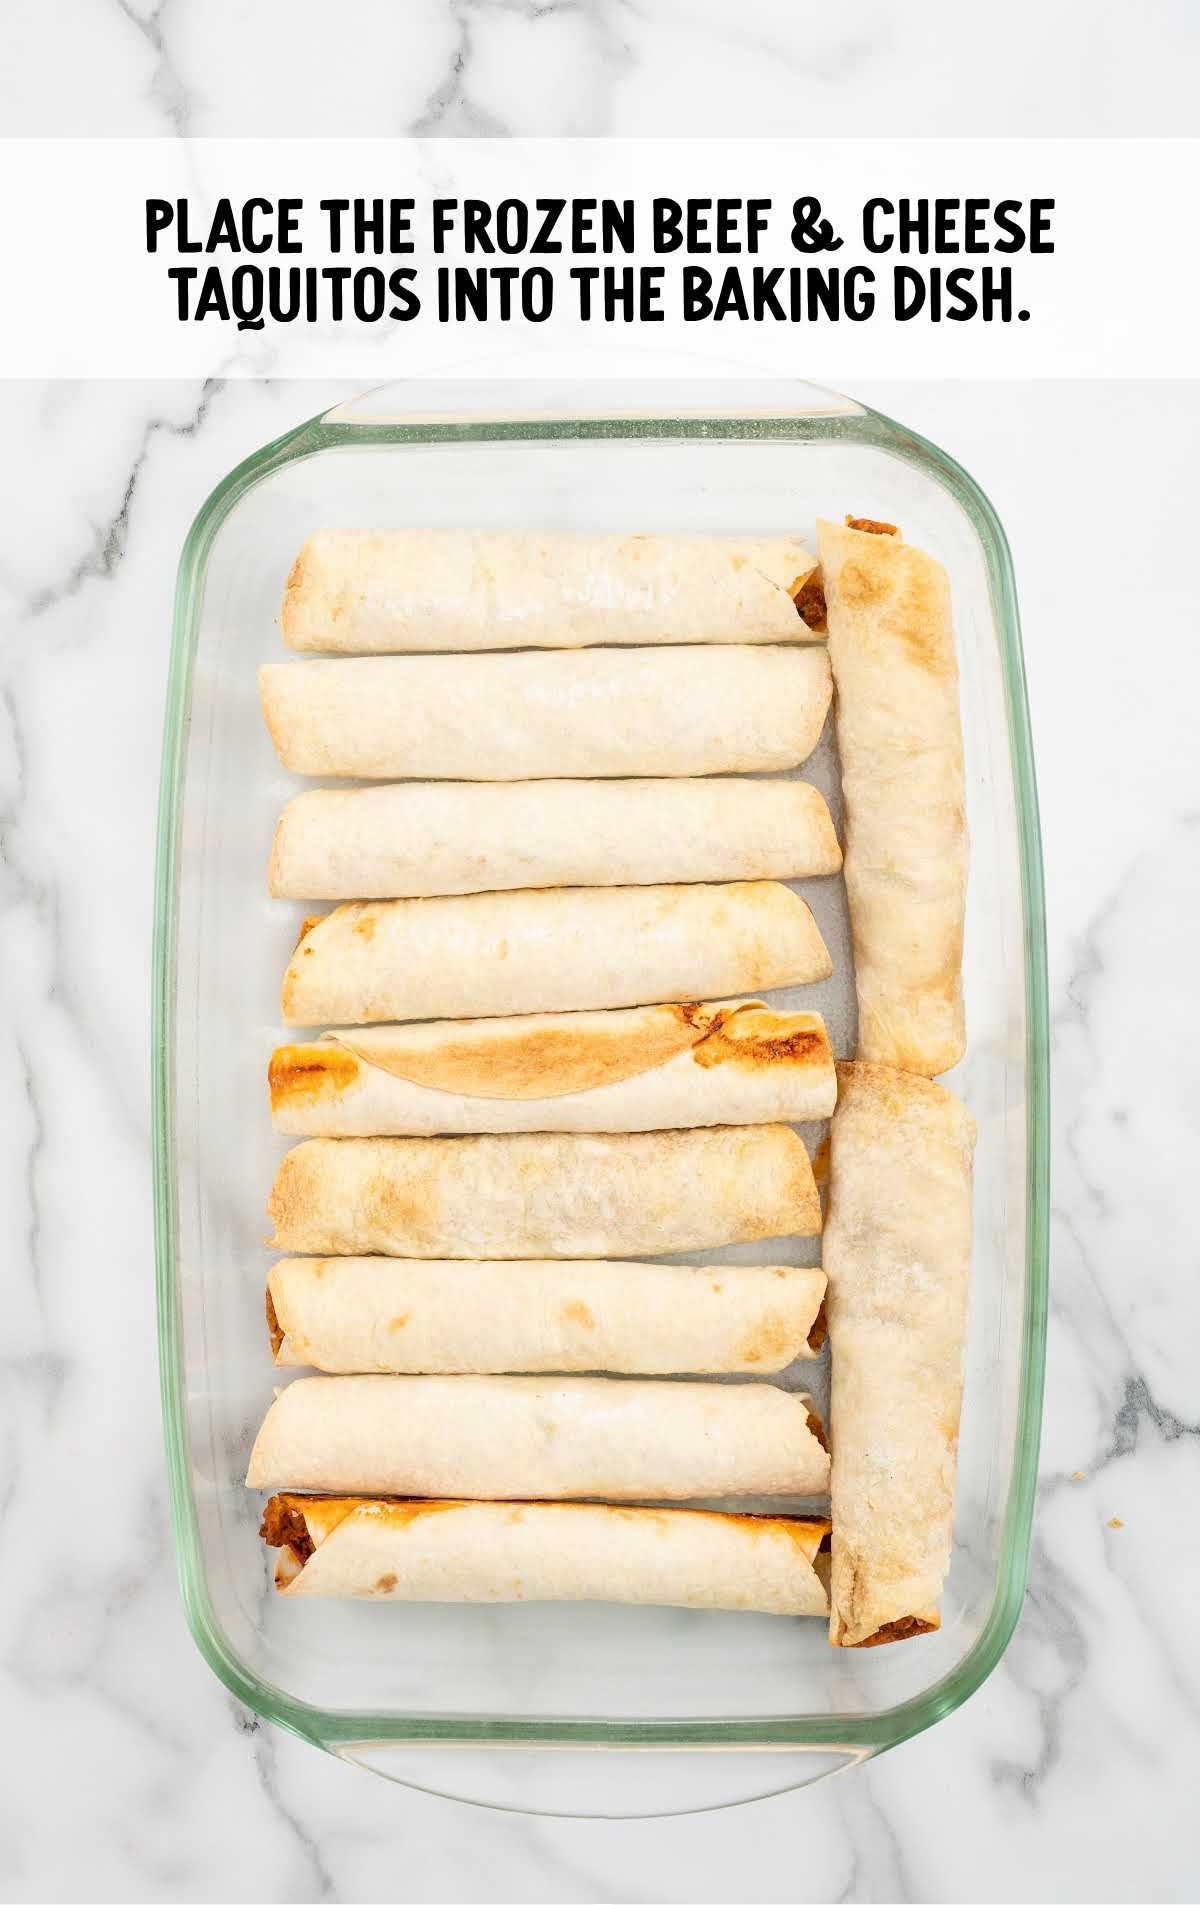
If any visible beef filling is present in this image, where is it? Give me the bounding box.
[260,1494,314,1565]
[853,1615,937,1648]
[805,1407,830,1453]
[792,571,827,631]
[806,1299,828,1355]
[813,1528,833,1594]
[265,1285,284,1357]
[845,516,899,537]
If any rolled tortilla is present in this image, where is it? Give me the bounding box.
[268,777,842,901]
[818,517,967,1075]
[824,1062,976,1648]
[258,646,832,781]
[266,1257,828,1375]
[270,1000,836,1137]
[246,1375,831,1498]
[281,528,826,653]
[261,1495,832,1614]
[267,1126,821,1259]
[281,882,832,1027]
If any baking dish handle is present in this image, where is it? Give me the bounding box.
[329,1742,870,1817]
[317,377,866,431]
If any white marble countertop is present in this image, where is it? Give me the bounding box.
[4,371,1197,1902]
[6,0,1200,137]
[3,5,1199,1899]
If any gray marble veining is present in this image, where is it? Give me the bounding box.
[1,370,1197,1901]
[1,2,1200,1889]
[6,1,1200,137]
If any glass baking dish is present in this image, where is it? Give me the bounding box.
[152,379,1047,1817]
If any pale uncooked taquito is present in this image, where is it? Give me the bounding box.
[246,1375,831,1498]
[266,1256,828,1375]
[258,645,832,780]
[281,528,826,652]
[818,516,967,1075]
[269,1000,835,1137]
[824,1062,976,1648]
[261,1496,832,1615]
[268,777,842,901]
[280,882,832,1027]
[267,1125,821,1259]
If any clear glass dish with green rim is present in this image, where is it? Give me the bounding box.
[152,380,1048,1818]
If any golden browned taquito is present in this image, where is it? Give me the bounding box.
[267,1126,822,1259]
[261,1495,832,1614]
[266,1257,828,1375]
[824,1063,976,1648]
[270,1001,835,1137]
[817,516,967,1075]
[268,777,842,901]
[280,883,832,1027]
[258,646,832,781]
[246,1376,831,1499]
[281,528,825,652]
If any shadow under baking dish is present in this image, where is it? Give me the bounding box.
[152,379,1048,1815]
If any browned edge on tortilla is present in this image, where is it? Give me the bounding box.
[269,1002,834,1110]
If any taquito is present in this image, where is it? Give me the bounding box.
[266,1256,828,1375]
[818,516,967,1075]
[280,882,832,1027]
[266,1126,821,1259]
[281,528,826,652]
[258,645,832,781]
[268,777,842,901]
[246,1375,831,1498]
[269,1001,836,1137]
[824,1062,976,1648]
[261,1496,832,1615]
